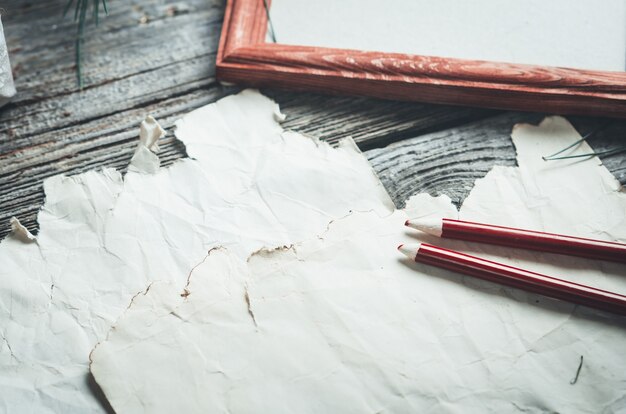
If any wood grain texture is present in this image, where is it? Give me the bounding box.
[266,90,497,150]
[217,0,626,118]
[0,0,502,240]
[367,113,538,208]
[218,0,267,59]
[367,113,626,209]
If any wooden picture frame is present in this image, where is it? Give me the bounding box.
[217,0,626,118]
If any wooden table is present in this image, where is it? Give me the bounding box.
[1,0,625,240]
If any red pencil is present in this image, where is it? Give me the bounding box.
[398,243,626,316]
[405,218,626,264]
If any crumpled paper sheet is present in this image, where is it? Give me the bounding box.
[0,90,393,413]
[90,117,626,414]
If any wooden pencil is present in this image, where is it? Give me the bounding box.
[405,218,626,263]
[398,243,626,316]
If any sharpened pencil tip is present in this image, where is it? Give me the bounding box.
[398,243,421,260]
[404,217,444,237]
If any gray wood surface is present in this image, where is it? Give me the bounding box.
[368,113,626,208]
[0,0,625,241]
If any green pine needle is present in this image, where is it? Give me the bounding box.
[542,122,625,161]
[64,0,108,88]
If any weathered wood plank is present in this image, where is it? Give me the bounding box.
[266,90,497,149]
[1,1,225,138]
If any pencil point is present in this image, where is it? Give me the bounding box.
[405,217,444,237]
[398,243,421,260]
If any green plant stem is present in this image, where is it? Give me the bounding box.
[64,0,108,88]
[542,121,620,161]
[542,146,626,160]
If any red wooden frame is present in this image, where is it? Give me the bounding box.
[217,0,626,118]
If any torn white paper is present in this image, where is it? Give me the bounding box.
[9,217,36,244]
[91,117,626,414]
[0,90,393,413]
[128,115,167,174]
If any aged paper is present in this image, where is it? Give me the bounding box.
[0,90,393,413]
[90,117,626,413]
